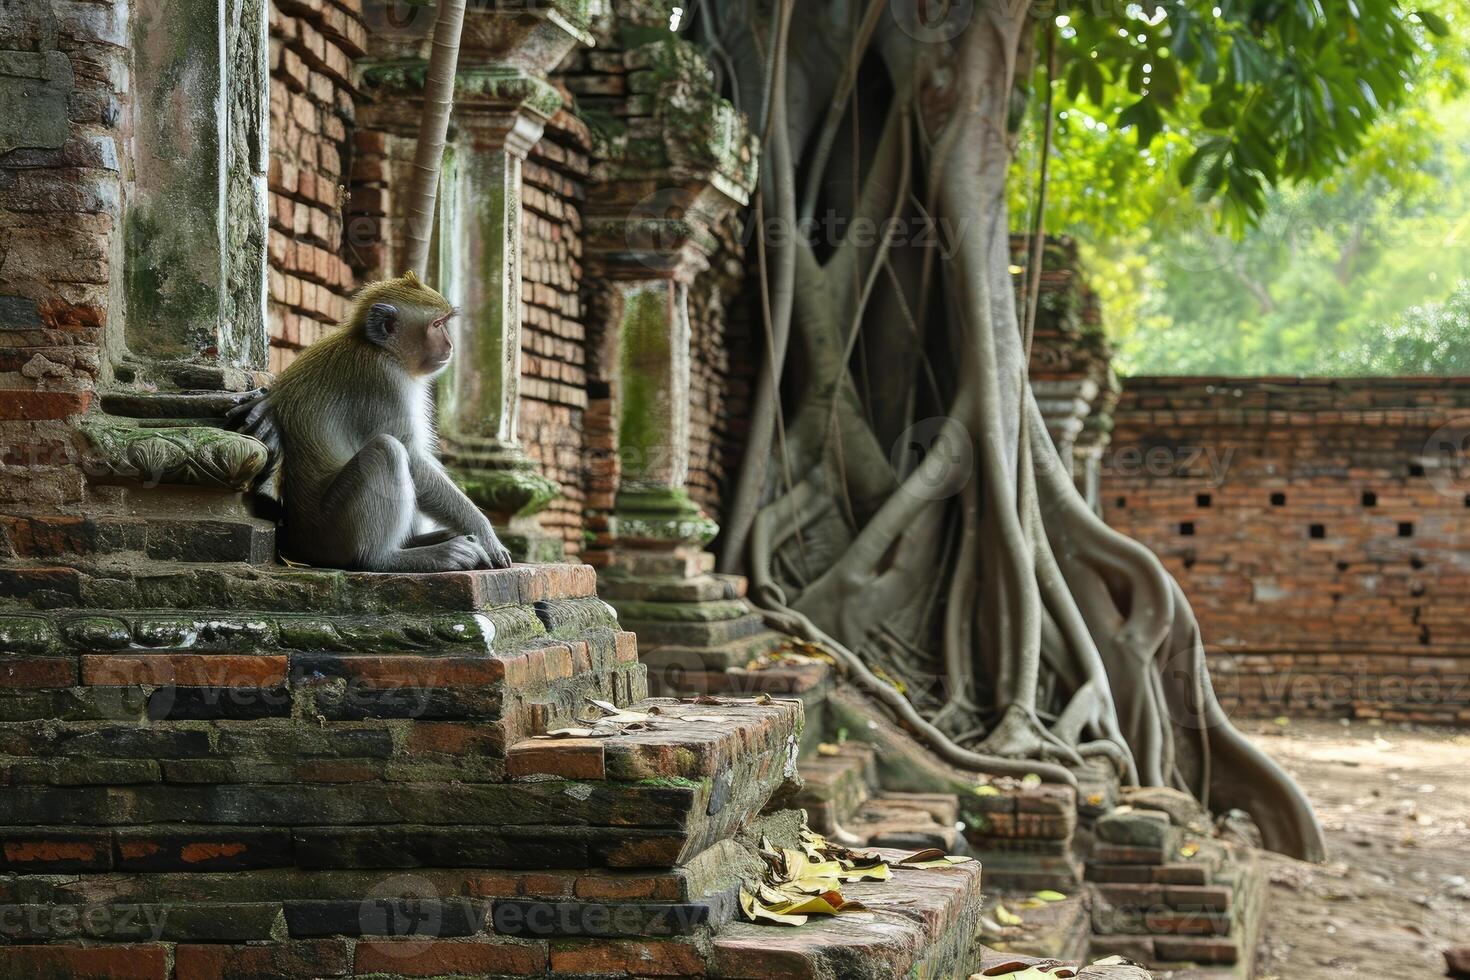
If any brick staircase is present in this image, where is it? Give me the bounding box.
[652,652,1269,977]
[1085,790,1266,978]
[0,557,1001,978]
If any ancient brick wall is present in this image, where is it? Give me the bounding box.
[265,0,366,372]
[520,109,593,557]
[1104,377,1470,724]
[0,0,126,512]
[686,218,753,516]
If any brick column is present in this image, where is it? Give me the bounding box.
[581,22,777,681]
[437,78,567,562]
[1033,378,1100,478]
[361,2,591,561]
[125,0,271,388]
[76,0,275,527]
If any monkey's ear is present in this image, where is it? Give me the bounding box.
[364,302,398,345]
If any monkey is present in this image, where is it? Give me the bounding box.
[227,271,513,572]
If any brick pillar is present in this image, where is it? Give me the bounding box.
[78,0,275,526]
[360,3,591,562]
[124,0,271,387]
[1033,378,1100,478]
[595,232,719,555]
[581,23,777,682]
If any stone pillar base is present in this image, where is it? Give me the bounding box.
[451,446,564,564]
[599,541,785,696]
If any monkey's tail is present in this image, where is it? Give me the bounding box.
[224,388,283,489]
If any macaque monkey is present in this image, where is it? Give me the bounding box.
[229,272,513,572]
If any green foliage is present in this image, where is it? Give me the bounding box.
[1095,90,1470,375]
[1010,2,1469,377]
[1326,278,1470,375]
[1048,0,1440,228]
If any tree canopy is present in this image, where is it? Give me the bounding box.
[1007,1,1463,376]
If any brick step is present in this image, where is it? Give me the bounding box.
[1090,846,1263,973]
[0,514,277,565]
[790,741,875,834]
[0,561,600,616]
[709,848,986,978]
[0,699,801,873]
[0,566,649,750]
[642,639,810,699]
[983,893,1092,964]
[598,572,748,604]
[0,638,645,767]
[618,611,769,649]
[0,839,761,943]
[849,791,967,853]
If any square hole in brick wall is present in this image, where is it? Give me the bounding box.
[1180,521,1195,536]
[1399,522,1414,537]
[1362,490,1377,507]
[1309,524,1325,539]
[1196,493,1212,507]
[1271,492,1287,506]
[1115,496,1127,509]
[1408,463,1425,477]
[1464,493,1470,508]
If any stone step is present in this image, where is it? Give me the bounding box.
[982,892,1092,964]
[0,838,762,943]
[850,791,967,853]
[1089,846,1262,974]
[790,741,875,835]
[709,848,985,978]
[0,565,648,753]
[0,561,601,616]
[0,514,277,565]
[598,572,748,604]
[617,610,769,649]
[0,699,801,874]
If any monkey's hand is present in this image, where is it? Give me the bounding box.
[224,387,282,467]
[437,534,498,571]
[481,530,513,570]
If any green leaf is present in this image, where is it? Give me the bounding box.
[1117,98,1164,148]
[1414,9,1449,36]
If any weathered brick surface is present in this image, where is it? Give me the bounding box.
[710,850,984,980]
[0,944,168,979]
[520,114,592,557]
[1105,376,1470,724]
[267,0,365,369]
[0,1,122,511]
[174,939,351,979]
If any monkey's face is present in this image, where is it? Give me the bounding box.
[364,301,457,377]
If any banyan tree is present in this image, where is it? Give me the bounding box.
[686,0,1436,862]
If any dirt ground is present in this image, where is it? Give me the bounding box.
[1238,718,1470,979]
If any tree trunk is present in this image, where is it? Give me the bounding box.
[402,0,466,279]
[703,0,1325,861]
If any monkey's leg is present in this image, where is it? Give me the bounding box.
[407,454,514,569]
[321,435,493,572]
[405,528,458,547]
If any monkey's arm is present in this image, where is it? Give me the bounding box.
[224,388,282,473]
[408,453,514,569]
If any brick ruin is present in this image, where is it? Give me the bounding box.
[1104,376,1470,726]
[4,0,1430,976]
